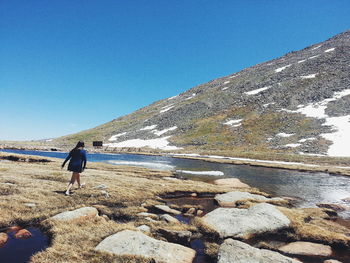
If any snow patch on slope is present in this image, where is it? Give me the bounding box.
[224,119,243,127]
[153,126,177,136]
[140,125,157,131]
[275,64,291,73]
[105,136,181,150]
[109,132,127,141]
[245,86,270,95]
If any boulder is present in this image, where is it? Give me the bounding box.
[160,214,180,224]
[157,228,192,244]
[215,191,284,207]
[95,230,196,263]
[317,203,349,211]
[324,260,343,263]
[278,241,332,257]
[154,205,181,215]
[14,229,32,239]
[341,197,350,203]
[214,178,250,188]
[197,210,204,216]
[50,207,99,222]
[0,233,8,247]
[218,239,300,263]
[24,203,36,208]
[201,203,290,238]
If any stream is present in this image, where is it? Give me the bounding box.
[2,149,350,218]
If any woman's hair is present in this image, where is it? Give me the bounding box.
[75,141,85,149]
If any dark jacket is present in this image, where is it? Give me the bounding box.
[62,148,87,173]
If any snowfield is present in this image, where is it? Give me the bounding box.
[104,136,181,150]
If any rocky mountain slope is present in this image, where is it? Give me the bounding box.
[54,30,350,157]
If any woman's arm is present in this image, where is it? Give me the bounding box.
[61,151,72,168]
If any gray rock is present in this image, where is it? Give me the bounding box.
[324,260,343,263]
[24,203,36,207]
[201,203,290,238]
[154,205,181,215]
[157,228,192,244]
[215,191,284,206]
[278,241,333,257]
[137,212,159,219]
[50,207,99,222]
[137,225,151,233]
[95,230,196,263]
[218,239,300,263]
[160,214,180,223]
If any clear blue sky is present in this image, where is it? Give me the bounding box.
[1,0,349,140]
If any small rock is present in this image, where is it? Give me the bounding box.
[214,178,250,188]
[137,212,159,219]
[50,207,99,222]
[0,233,8,247]
[316,203,349,211]
[101,190,110,198]
[324,260,343,263]
[137,225,151,233]
[157,228,192,244]
[145,217,158,223]
[186,208,196,215]
[160,214,180,224]
[196,210,204,216]
[341,197,350,203]
[93,184,108,189]
[218,239,300,263]
[101,215,110,221]
[7,226,22,233]
[14,229,32,239]
[154,205,181,215]
[95,230,196,263]
[278,241,332,257]
[190,193,197,197]
[163,177,180,181]
[24,203,36,208]
[141,203,147,207]
[201,203,290,238]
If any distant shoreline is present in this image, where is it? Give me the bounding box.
[1,146,350,177]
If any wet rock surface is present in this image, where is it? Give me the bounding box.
[154,204,182,215]
[95,230,196,263]
[218,239,300,263]
[201,203,291,238]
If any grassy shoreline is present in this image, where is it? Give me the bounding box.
[0,152,349,262]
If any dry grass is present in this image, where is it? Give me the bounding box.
[0,152,224,263]
[279,207,350,246]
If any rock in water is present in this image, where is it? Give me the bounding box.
[0,233,9,247]
[154,205,181,215]
[218,239,300,263]
[278,241,333,257]
[201,203,290,238]
[50,207,99,222]
[214,178,250,188]
[95,230,196,263]
[215,191,284,206]
[14,229,32,239]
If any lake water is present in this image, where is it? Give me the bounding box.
[2,149,350,217]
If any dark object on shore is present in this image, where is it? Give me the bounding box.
[50,148,58,151]
[93,141,103,147]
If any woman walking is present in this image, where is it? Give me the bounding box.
[61,141,87,195]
